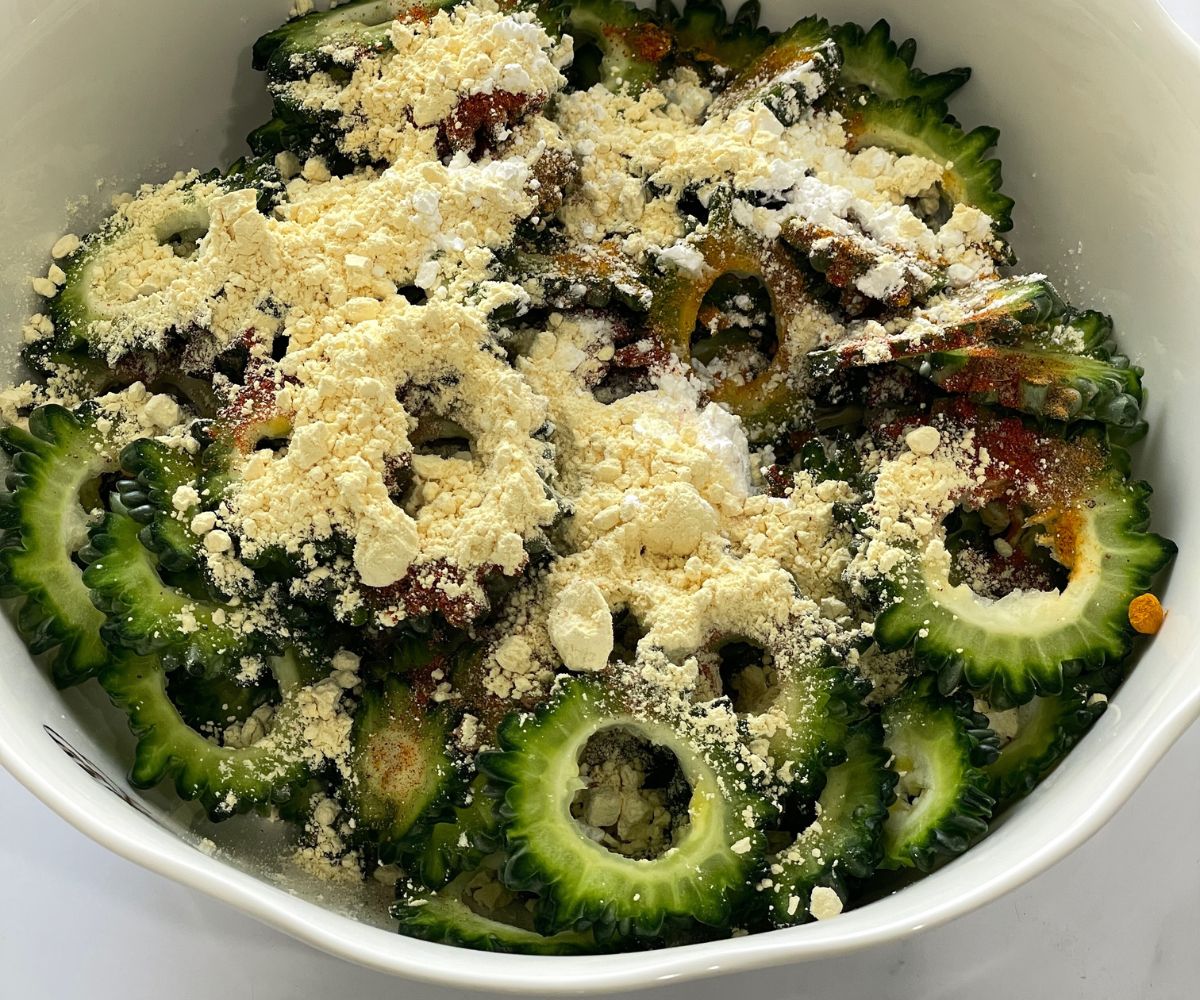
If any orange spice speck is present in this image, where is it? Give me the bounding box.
[1128,593,1165,635]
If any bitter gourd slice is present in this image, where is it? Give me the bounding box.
[706,16,840,125]
[394,857,597,954]
[909,342,1144,430]
[348,678,459,858]
[98,649,317,818]
[830,20,970,113]
[82,497,271,675]
[841,95,1014,232]
[481,677,772,938]
[114,437,203,572]
[0,404,119,687]
[982,684,1107,803]
[874,462,1175,708]
[807,275,1066,377]
[252,0,456,82]
[402,773,502,888]
[880,676,997,870]
[763,721,896,925]
[658,0,773,75]
[649,193,821,440]
[548,0,673,93]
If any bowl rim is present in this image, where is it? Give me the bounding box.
[3,0,1200,993]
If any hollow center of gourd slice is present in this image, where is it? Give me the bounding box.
[166,667,283,749]
[714,639,779,716]
[688,273,779,385]
[570,726,691,861]
[944,503,1070,599]
[390,412,478,514]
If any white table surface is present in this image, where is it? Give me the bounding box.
[4,3,1200,998]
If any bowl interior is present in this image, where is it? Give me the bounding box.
[1,0,1198,992]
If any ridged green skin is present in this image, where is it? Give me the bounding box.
[115,437,203,572]
[764,722,896,925]
[82,498,269,675]
[481,678,772,939]
[843,95,1014,232]
[548,0,672,93]
[349,679,459,859]
[403,774,502,888]
[98,650,314,818]
[880,677,998,870]
[830,20,970,114]
[658,0,773,74]
[706,16,840,125]
[753,651,869,796]
[394,862,597,954]
[807,275,1066,377]
[252,0,457,81]
[983,685,1107,803]
[909,343,1144,431]
[0,405,118,687]
[874,470,1176,708]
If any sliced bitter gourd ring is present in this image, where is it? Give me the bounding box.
[806,274,1066,378]
[482,678,772,939]
[880,676,998,871]
[842,96,1014,233]
[659,0,774,76]
[252,0,455,81]
[649,200,817,441]
[548,0,673,93]
[347,678,459,860]
[875,469,1176,708]
[982,684,1107,803]
[830,20,970,114]
[98,649,316,819]
[0,404,120,688]
[81,497,272,676]
[909,343,1144,430]
[394,857,598,955]
[764,721,896,925]
[706,16,841,125]
[501,240,651,315]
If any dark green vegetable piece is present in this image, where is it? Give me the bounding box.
[874,463,1175,708]
[721,642,867,795]
[98,649,317,818]
[252,0,457,81]
[401,773,502,888]
[706,16,840,125]
[649,191,816,440]
[807,275,1066,377]
[763,721,896,925]
[908,342,1144,430]
[82,497,270,675]
[115,437,204,572]
[982,685,1107,803]
[658,0,773,75]
[547,0,674,93]
[842,95,1014,232]
[880,676,998,870]
[394,856,597,954]
[830,20,970,113]
[481,677,772,939]
[0,404,119,687]
[348,678,459,856]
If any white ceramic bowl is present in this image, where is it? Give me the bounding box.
[1,0,1198,992]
